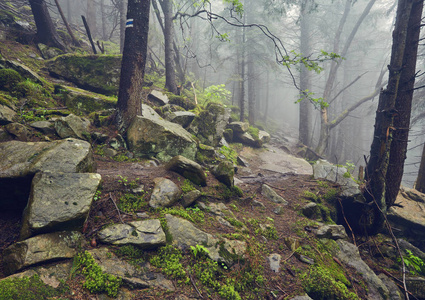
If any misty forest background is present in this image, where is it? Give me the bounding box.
[26,0,425,188]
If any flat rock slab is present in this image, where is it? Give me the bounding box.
[0,138,96,178]
[3,231,83,275]
[20,171,101,239]
[89,248,175,291]
[98,219,166,248]
[244,145,313,175]
[315,225,348,240]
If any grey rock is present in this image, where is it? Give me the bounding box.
[259,130,271,144]
[378,274,402,300]
[227,122,249,133]
[273,206,285,215]
[127,107,197,162]
[0,104,16,125]
[5,122,30,141]
[38,44,63,59]
[166,155,207,186]
[336,240,389,299]
[1,58,44,84]
[98,219,166,248]
[165,214,245,265]
[182,190,202,207]
[20,171,101,239]
[297,254,314,265]
[88,248,175,291]
[188,102,231,146]
[398,239,425,260]
[262,184,288,204]
[148,90,169,106]
[0,138,96,179]
[235,132,258,147]
[302,202,320,219]
[30,121,55,135]
[54,114,90,140]
[104,147,118,157]
[2,231,83,275]
[268,253,281,273]
[0,128,12,142]
[252,200,265,208]
[315,225,348,240]
[91,131,109,143]
[313,159,359,197]
[131,184,145,194]
[207,202,230,216]
[149,178,182,208]
[211,160,234,187]
[167,111,195,128]
[216,216,234,228]
[237,156,249,167]
[61,86,116,114]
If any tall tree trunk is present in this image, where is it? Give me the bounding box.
[116,0,151,134]
[29,0,66,51]
[159,0,177,94]
[100,0,107,40]
[87,0,97,38]
[239,14,246,122]
[54,0,80,46]
[365,0,421,232]
[120,0,128,53]
[385,0,423,207]
[298,0,312,146]
[416,141,425,193]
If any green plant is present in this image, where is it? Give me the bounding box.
[0,68,23,92]
[247,126,260,140]
[161,206,205,223]
[301,265,358,300]
[93,190,101,201]
[117,175,139,189]
[72,251,122,297]
[303,190,320,202]
[219,145,238,164]
[118,193,146,213]
[401,250,425,275]
[181,179,196,193]
[150,245,189,283]
[115,245,146,266]
[0,274,67,300]
[191,244,210,259]
[200,84,232,105]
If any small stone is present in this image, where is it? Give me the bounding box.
[5,123,30,141]
[182,190,202,207]
[104,148,117,157]
[273,206,285,215]
[252,200,265,208]
[302,202,320,219]
[315,225,348,240]
[149,178,182,208]
[237,156,249,167]
[216,216,234,228]
[268,253,281,273]
[297,254,314,265]
[262,184,288,205]
[131,184,145,194]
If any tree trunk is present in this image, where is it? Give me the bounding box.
[298,0,312,146]
[87,0,97,38]
[159,0,178,94]
[416,142,425,193]
[365,0,419,232]
[385,0,423,207]
[120,0,128,53]
[29,0,66,51]
[53,0,80,46]
[239,14,246,122]
[115,0,151,135]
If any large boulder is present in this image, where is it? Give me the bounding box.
[54,114,90,140]
[165,155,207,186]
[59,85,117,114]
[98,219,166,248]
[227,122,249,134]
[5,122,30,141]
[148,90,169,106]
[313,159,360,197]
[0,139,96,211]
[149,177,182,208]
[47,54,122,95]
[2,231,83,275]
[127,107,197,162]
[189,102,230,146]
[166,111,196,128]
[20,171,102,239]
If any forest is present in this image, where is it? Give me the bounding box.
[0,0,425,299]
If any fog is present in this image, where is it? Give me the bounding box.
[53,0,425,187]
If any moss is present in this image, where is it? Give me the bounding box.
[169,95,196,110]
[114,245,146,266]
[150,245,189,282]
[219,145,238,164]
[72,251,122,297]
[0,274,67,300]
[181,179,196,193]
[301,265,358,300]
[0,69,23,92]
[118,193,147,213]
[247,126,260,140]
[160,206,205,223]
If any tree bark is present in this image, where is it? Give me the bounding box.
[416,142,425,193]
[120,0,128,53]
[53,0,80,46]
[158,0,178,94]
[365,0,418,232]
[385,0,423,207]
[116,0,151,135]
[29,0,66,51]
[239,13,246,122]
[298,0,312,146]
